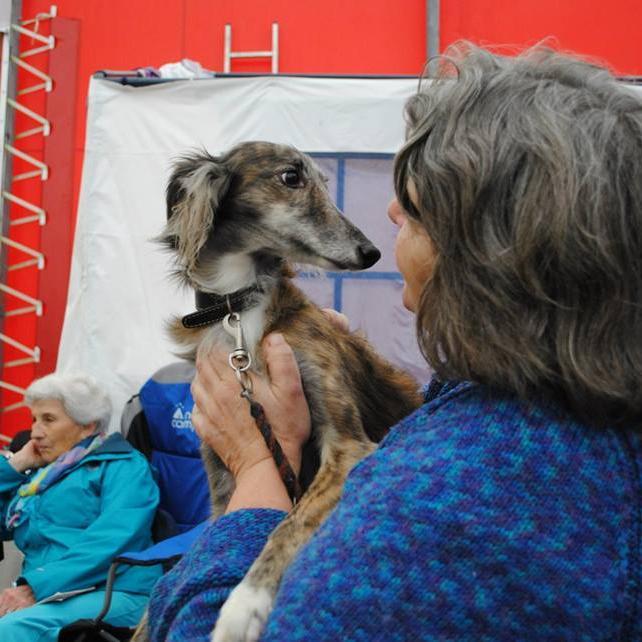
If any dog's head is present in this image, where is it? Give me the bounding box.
[160,141,381,287]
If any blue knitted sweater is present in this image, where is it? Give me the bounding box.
[148,381,642,641]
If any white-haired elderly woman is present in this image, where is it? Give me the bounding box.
[0,373,161,642]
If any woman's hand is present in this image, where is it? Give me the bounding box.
[0,585,36,616]
[191,333,311,512]
[10,440,46,473]
[321,308,350,332]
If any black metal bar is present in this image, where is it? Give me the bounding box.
[427,0,440,60]
[95,560,120,623]
[94,72,421,86]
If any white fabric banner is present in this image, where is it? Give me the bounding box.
[57,76,428,432]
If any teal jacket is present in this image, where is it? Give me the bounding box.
[0,433,161,601]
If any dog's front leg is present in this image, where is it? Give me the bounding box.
[130,610,150,642]
[211,436,376,642]
[201,443,236,517]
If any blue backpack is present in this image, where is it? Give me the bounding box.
[122,362,210,533]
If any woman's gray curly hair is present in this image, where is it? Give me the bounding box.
[24,373,112,432]
[394,42,642,426]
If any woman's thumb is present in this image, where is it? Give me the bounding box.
[263,333,300,390]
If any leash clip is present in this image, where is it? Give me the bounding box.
[223,311,301,504]
[223,312,253,397]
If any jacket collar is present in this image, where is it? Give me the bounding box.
[91,432,134,456]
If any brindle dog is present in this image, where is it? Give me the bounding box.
[133,142,421,642]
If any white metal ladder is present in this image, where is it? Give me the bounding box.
[0,3,57,418]
[223,23,279,74]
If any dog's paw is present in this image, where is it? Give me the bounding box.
[211,582,274,642]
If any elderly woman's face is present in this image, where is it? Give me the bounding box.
[29,399,95,463]
[388,185,436,312]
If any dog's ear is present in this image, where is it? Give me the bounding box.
[161,155,231,273]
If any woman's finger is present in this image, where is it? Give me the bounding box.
[196,346,224,383]
[262,333,302,395]
[191,376,223,421]
[321,308,350,332]
[190,404,207,440]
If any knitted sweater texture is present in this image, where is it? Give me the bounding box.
[148,381,642,641]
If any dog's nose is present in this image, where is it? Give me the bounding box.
[358,245,381,268]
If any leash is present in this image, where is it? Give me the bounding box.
[248,399,303,504]
[222,307,303,504]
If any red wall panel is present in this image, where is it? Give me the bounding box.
[184,0,427,75]
[442,0,642,75]
[2,0,639,435]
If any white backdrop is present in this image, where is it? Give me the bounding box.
[57,76,430,432]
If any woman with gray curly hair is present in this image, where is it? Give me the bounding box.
[146,43,642,641]
[0,372,161,641]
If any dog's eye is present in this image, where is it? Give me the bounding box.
[280,169,303,188]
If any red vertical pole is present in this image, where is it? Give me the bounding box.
[35,17,79,377]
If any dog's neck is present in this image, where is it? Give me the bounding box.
[190,253,258,294]
[189,251,287,295]
[181,251,287,359]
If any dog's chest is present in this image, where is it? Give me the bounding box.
[202,298,270,369]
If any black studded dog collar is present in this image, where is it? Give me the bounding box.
[181,285,262,329]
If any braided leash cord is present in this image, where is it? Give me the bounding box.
[248,399,303,504]
[221,310,302,504]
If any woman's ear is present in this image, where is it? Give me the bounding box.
[81,421,98,437]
